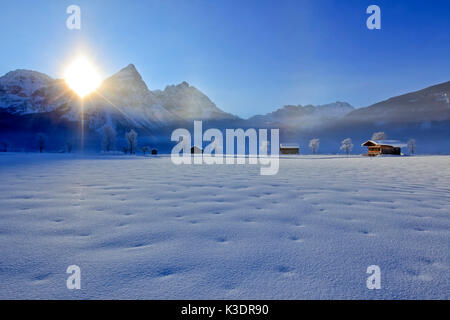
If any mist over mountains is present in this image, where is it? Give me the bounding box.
[248,102,355,129]
[0,64,449,154]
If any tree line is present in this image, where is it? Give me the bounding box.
[0,129,417,155]
[306,132,416,155]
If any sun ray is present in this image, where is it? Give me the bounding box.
[94,91,157,138]
[94,91,138,125]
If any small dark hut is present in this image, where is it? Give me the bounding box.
[280,144,300,155]
[191,145,203,154]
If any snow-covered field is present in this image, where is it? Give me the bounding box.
[0,153,448,299]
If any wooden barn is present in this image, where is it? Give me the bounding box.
[362,140,405,156]
[191,145,203,154]
[280,144,300,155]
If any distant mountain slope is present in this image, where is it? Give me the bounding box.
[154,81,237,121]
[248,102,354,129]
[344,81,450,123]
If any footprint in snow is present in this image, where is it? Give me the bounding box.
[33,273,51,282]
[289,235,304,242]
[158,268,174,277]
[277,266,292,274]
[216,237,227,243]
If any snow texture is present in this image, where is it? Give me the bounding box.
[0,153,448,299]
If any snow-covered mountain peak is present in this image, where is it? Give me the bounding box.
[101,64,149,93]
[312,101,355,116]
[177,81,190,89]
[0,69,53,96]
[275,101,354,115]
[113,64,140,79]
[155,81,236,120]
[163,81,192,92]
[91,64,177,128]
[0,69,66,114]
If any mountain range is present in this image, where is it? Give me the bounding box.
[0,64,236,127]
[0,64,449,153]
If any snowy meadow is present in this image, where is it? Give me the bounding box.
[0,153,448,299]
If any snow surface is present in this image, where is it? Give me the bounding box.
[0,153,448,299]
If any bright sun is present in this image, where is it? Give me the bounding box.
[64,56,102,98]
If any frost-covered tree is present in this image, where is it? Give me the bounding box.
[101,125,116,152]
[125,129,138,154]
[141,146,150,155]
[340,138,354,155]
[36,133,46,153]
[372,132,387,140]
[309,138,320,154]
[407,139,416,155]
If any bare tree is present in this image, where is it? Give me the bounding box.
[407,139,416,155]
[66,141,73,153]
[309,138,320,154]
[101,125,116,152]
[1,141,8,152]
[340,138,354,156]
[36,133,46,153]
[372,132,387,140]
[125,129,138,154]
[141,146,150,155]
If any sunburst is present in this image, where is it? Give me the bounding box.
[64,56,102,98]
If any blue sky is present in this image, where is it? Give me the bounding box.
[0,0,449,118]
